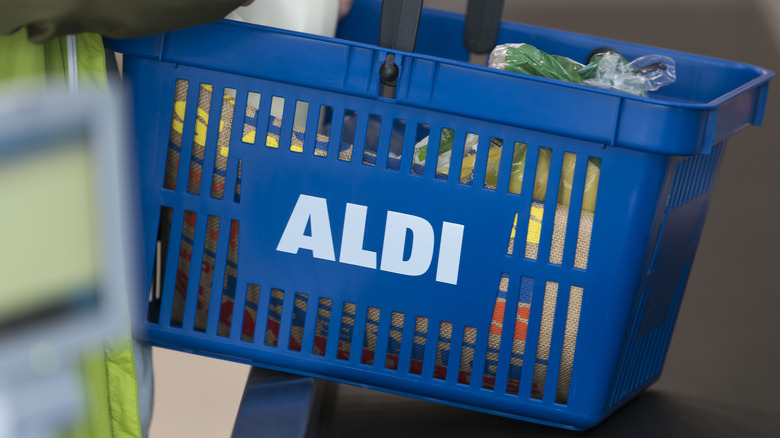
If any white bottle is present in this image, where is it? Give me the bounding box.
[230,0,340,37]
[225,1,341,122]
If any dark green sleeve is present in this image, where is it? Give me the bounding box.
[0,0,247,43]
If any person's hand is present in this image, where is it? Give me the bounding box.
[339,0,354,19]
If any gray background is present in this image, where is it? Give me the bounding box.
[149,0,780,436]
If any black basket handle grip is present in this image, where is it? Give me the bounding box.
[379,0,423,53]
[378,0,423,87]
[464,0,505,54]
[377,0,504,88]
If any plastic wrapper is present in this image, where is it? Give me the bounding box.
[413,134,600,212]
[488,43,676,97]
[488,43,585,83]
[581,52,676,96]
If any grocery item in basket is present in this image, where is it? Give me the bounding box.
[582,51,677,96]
[488,43,676,97]
[412,131,601,212]
[490,43,586,84]
[511,201,594,270]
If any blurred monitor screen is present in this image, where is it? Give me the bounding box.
[0,133,100,333]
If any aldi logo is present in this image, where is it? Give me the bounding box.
[276,194,465,285]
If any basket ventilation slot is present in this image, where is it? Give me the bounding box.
[670,144,723,211]
[289,293,309,351]
[483,137,503,190]
[507,276,534,395]
[186,83,212,195]
[385,312,405,370]
[507,142,527,194]
[266,96,285,148]
[363,114,383,166]
[434,127,452,179]
[531,282,558,399]
[233,160,242,203]
[337,302,357,360]
[549,152,576,265]
[339,110,358,162]
[458,326,478,384]
[241,92,261,145]
[163,79,188,190]
[573,158,599,270]
[194,215,220,332]
[410,123,430,175]
[556,286,583,404]
[524,148,552,260]
[264,288,285,347]
[170,210,197,328]
[147,206,173,324]
[361,307,381,365]
[312,298,332,356]
[241,284,261,342]
[291,100,309,153]
[210,89,236,199]
[314,105,334,157]
[216,220,239,338]
[482,273,511,390]
[434,322,453,380]
[607,263,690,409]
[409,316,429,375]
[459,132,478,185]
[387,119,406,170]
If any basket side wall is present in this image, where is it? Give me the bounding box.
[605,143,727,413]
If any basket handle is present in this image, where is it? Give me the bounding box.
[377,0,505,89]
[464,0,505,55]
[378,0,423,87]
[378,0,423,53]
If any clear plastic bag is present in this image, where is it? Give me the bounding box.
[489,43,676,97]
[488,43,584,83]
[582,52,676,97]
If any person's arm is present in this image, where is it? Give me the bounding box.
[0,0,248,43]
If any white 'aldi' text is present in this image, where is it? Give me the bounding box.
[276,194,465,285]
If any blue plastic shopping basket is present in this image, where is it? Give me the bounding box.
[105,0,773,430]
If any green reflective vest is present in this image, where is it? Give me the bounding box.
[0,29,144,438]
